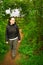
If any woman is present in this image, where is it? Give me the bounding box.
[5,17,21,58]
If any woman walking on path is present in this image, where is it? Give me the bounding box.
[5,17,21,59]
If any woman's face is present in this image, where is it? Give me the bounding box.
[10,18,15,25]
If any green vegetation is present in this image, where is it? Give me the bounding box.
[0,19,9,61]
[0,0,43,65]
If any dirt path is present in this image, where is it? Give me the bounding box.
[0,29,23,65]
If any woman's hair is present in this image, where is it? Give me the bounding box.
[8,16,16,25]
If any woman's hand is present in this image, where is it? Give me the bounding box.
[6,41,8,44]
[18,40,21,43]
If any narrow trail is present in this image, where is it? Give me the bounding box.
[0,29,23,65]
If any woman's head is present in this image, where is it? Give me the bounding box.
[8,17,16,25]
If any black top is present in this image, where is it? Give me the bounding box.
[5,23,21,41]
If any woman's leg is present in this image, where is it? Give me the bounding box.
[9,40,14,58]
[12,38,18,58]
[9,40,13,50]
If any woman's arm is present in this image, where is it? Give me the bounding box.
[16,25,21,41]
[5,26,9,43]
